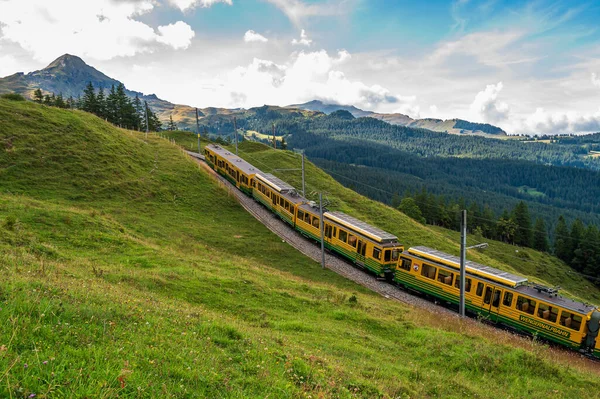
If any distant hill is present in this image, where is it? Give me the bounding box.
[288,100,507,136]
[0,54,196,128]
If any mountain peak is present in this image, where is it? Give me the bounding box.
[44,54,88,71]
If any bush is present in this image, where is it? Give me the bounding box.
[1,92,26,101]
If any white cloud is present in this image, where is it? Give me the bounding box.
[244,30,268,43]
[515,107,600,135]
[265,0,346,25]
[0,53,20,78]
[0,0,195,62]
[157,22,195,49]
[168,0,232,12]
[593,73,600,88]
[470,82,510,123]
[291,29,312,46]
[192,49,415,114]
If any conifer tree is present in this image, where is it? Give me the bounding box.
[168,115,177,131]
[554,215,571,262]
[33,89,43,103]
[82,82,97,114]
[569,219,585,268]
[512,201,532,247]
[532,218,549,252]
[96,88,107,119]
[398,197,426,224]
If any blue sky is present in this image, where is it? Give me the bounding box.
[1,0,599,134]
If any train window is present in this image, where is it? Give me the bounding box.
[399,257,411,271]
[476,282,484,297]
[384,250,391,262]
[312,217,320,228]
[537,303,557,323]
[421,264,436,280]
[437,269,453,285]
[516,296,536,315]
[391,249,400,262]
[305,213,311,223]
[454,278,472,292]
[297,210,304,220]
[325,225,332,238]
[348,234,357,248]
[492,289,501,307]
[559,311,582,331]
[373,248,382,260]
[483,287,493,304]
[338,230,348,243]
[503,292,513,307]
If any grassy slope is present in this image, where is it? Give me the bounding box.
[1,102,599,398]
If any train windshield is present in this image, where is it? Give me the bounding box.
[391,249,400,262]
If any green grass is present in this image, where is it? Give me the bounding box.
[1,99,600,398]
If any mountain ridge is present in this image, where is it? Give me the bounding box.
[288,99,507,136]
[1,54,506,135]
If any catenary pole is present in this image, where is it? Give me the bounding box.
[319,193,325,269]
[233,117,238,155]
[196,108,201,153]
[145,104,149,139]
[459,210,467,317]
[301,152,306,197]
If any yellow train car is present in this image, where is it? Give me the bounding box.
[254,173,304,226]
[323,211,403,277]
[395,246,600,354]
[204,144,261,195]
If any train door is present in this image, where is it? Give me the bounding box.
[356,240,367,266]
[483,285,503,322]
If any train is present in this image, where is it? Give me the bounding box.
[203,144,600,359]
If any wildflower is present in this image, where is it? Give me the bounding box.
[29,394,36,398]
[43,361,48,365]
[24,363,28,368]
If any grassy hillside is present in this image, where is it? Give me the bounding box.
[2,101,600,398]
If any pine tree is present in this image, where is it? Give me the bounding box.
[66,96,75,109]
[132,95,143,130]
[569,219,585,268]
[574,225,599,275]
[106,85,118,124]
[33,89,43,103]
[497,210,517,244]
[532,218,549,252]
[280,136,288,150]
[55,93,66,108]
[43,94,52,105]
[96,88,107,119]
[168,115,177,131]
[512,201,532,247]
[398,197,425,224]
[82,82,97,114]
[554,215,571,262]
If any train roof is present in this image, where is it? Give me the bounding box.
[515,285,595,314]
[408,246,528,288]
[206,144,262,175]
[256,173,296,194]
[325,211,399,244]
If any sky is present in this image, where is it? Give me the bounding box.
[1,0,600,134]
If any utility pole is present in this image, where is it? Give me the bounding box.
[319,192,325,269]
[459,210,467,317]
[272,124,276,149]
[301,152,306,197]
[145,104,149,139]
[233,117,238,155]
[196,108,201,153]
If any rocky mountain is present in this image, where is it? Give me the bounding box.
[0,54,194,126]
[288,100,507,136]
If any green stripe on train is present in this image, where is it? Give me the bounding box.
[394,272,579,348]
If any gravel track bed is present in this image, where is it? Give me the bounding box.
[186,151,451,314]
